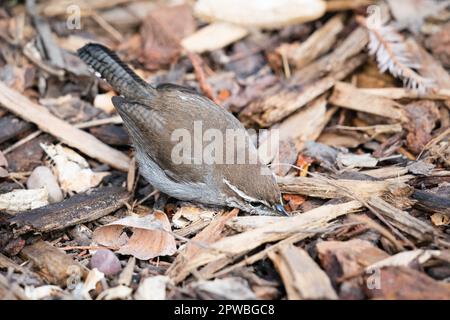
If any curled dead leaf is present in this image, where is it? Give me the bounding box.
[93,211,177,260]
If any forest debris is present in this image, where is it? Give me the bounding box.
[431,213,450,226]
[226,216,286,233]
[412,189,450,216]
[26,166,63,203]
[177,201,363,278]
[93,91,116,114]
[118,257,135,287]
[41,144,109,194]
[140,4,195,69]
[168,209,238,283]
[242,55,366,127]
[89,124,129,147]
[276,14,344,68]
[364,266,450,299]
[426,21,450,68]
[258,95,328,164]
[404,100,440,155]
[5,134,52,172]
[268,244,338,299]
[188,52,217,103]
[277,175,410,201]
[317,239,389,282]
[182,22,248,53]
[367,249,441,271]
[195,0,326,29]
[358,87,450,100]
[191,277,256,300]
[81,268,104,299]
[386,0,450,33]
[367,196,435,241]
[325,0,374,11]
[172,205,216,229]
[337,153,378,168]
[357,16,435,93]
[0,188,48,213]
[24,285,68,300]
[38,0,132,17]
[135,275,170,300]
[90,249,122,276]
[329,82,407,121]
[93,211,177,260]
[9,187,129,235]
[20,240,88,287]
[0,82,130,171]
[0,115,33,145]
[97,285,133,300]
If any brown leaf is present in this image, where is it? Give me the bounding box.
[93,211,177,260]
[140,4,196,69]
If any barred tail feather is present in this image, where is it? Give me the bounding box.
[77,43,154,99]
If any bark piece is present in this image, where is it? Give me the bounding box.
[329,82,408,121]
[9,187,129,235]
[0,115,33,144]
[241,55,366,127]
[277,14,344,68]
[20,240,87,287]
[317,239,389,282]
[364,266,450,299]
[168,209,238,283]
[178,201,362,278]
[269,244,338,299]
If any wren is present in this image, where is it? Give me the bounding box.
[78,43,286,216]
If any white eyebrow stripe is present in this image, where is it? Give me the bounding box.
[223,178,270,207]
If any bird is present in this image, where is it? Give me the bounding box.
[77,43,286,216]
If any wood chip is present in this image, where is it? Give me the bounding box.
[9,187,129,235]
[20,240,88,287]
[269,244,338,299]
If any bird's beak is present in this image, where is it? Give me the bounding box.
[275,204,289,217]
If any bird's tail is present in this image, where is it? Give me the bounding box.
[77,43,155,99]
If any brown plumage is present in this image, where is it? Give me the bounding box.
[78,43,286,215]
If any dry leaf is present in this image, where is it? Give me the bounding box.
[93,211,177,260]
[41,144,109,194]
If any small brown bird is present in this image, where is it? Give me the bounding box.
[78,43,286,215]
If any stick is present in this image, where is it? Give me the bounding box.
[0,82,130,171]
